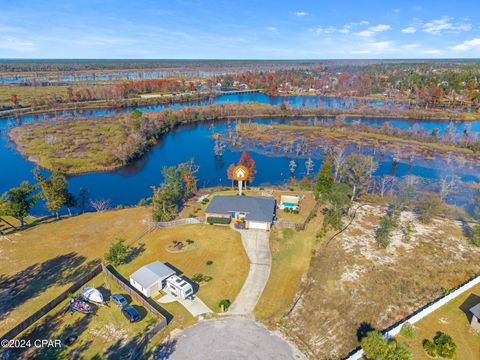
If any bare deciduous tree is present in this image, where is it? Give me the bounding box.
[333,146,346,182]
[288,160,297,175]
[305,157,314,176]
[439,175,459,200]
[90,198,111,212]
[378,175,397,197]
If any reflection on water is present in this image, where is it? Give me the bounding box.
[0,94,478,214]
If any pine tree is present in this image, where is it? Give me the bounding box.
[314,156,334,200]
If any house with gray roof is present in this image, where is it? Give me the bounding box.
[205,195,276,230]
[469,302,480,331]
[129,261,175,297]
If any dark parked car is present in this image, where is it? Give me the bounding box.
[122,305,141,322]
[110,294,128,307]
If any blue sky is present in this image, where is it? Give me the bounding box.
[1,0,479,59]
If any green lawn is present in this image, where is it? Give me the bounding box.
[255,211,321,323]
[0,207,151,331]
[11,274,157,359]
[117,223,249,312]
[397,283,480,360]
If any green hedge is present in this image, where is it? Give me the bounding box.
[207,216,231,225]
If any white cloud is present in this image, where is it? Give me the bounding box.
[352,40,394,54]
[309,26,336,35]
[295,11,308,17]
[0,35,36,52]
[423,17,471,35]
[267,26,278,33]
[421,49,441,55]
[402,26,417,34]
[403,43,420,48]
[393,9,400,13]
[355,24,391,37]
[449,38,480,51]
[340,20,369,34]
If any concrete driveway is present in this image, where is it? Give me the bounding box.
[158,317,306,360]
[228,229,271,315]
[157,293,212,317]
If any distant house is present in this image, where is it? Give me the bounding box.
[166,275,194,300]
[205,195,276,230]
[469,303,480,331]
[129,261,175,297]
[279,195,301,211]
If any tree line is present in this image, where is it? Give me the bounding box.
[0,169,76,226]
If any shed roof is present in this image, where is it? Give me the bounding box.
[470,303,480,318]
[130,261,175,289]
[205,195,275,223]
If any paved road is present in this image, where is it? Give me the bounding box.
[159,317,306,360]
[228,229,271,315]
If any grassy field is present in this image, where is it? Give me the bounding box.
[283,203,480,359]
[0,85,94,108]
[0,207,151,330]
[9,117,128,174]
[116,224,249,312]
[397,283,480,360]
[10,275,158,359]
[255,211,321,323]
[1,206,249,357]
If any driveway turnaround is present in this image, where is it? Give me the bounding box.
[163,317,306,360]
[228,229,271,315]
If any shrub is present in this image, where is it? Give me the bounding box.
[104,238,129,266]
[191,273,204,282]
[201,198,209,205]
[400,323,417,340]
[423,332,456,359]
[186,239,194,244]
[203,275,213,282]
[471,224,480,247]
[362,331,412,360]
[206,260,213,266]
[403,221,414,241]
[376,216,396,248]
[417,194,443,224]
[218,298,231,312]
[423,340,437,357]
[207,216,231,225]
[137,198,147,206]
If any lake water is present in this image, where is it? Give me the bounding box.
[1,93,479,214]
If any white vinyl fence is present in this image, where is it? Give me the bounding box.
[345,274,480,360]
[153,217,203,228]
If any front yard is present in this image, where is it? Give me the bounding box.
[116,223,249,312]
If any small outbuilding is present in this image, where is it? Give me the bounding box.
[129,261,175,297]
[205,195,276,231]
[165,275,194,300]
[469,303,480,331]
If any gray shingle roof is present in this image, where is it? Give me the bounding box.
[205,195,275,223]
[470,303,480,318]
[130,261,175,289]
